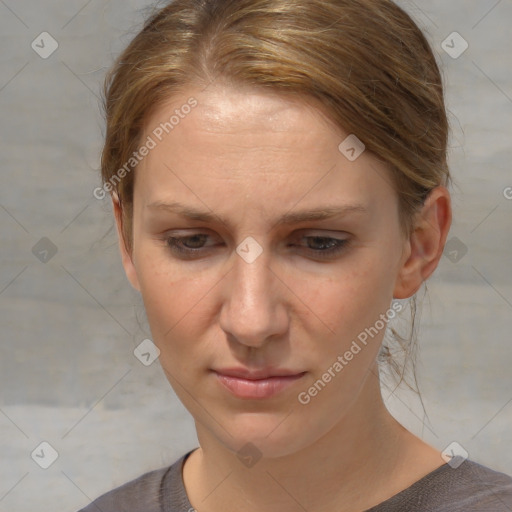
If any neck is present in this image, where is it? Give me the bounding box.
[182,371,442,512]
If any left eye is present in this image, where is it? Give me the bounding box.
[303,236,344,251]
[294,236,349,258]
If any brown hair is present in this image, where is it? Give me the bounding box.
[101,0,450,389]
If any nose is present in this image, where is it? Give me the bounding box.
[219,245,288,349]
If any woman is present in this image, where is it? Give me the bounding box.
[81,0,512,510]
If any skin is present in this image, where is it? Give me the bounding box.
[113,83,452,512]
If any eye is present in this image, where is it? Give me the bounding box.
[165,233,215,258]
[293,235,350,260]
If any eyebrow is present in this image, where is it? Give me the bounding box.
[146,201,368,226]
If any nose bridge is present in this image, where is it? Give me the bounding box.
[220,241,286,346]
[234,246,270,304]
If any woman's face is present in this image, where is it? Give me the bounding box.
[119,83,413,457]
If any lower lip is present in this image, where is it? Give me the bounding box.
[214,372,306,399]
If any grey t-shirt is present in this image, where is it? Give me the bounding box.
[78,449,512,511]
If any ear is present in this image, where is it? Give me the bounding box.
[112,193,141,291]
[393,186,452,299]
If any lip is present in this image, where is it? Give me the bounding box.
[212,368,307,399]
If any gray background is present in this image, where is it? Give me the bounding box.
[0,1,511,510]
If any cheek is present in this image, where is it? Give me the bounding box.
[135,251,220,359]
[290,254,395,337]
[139,271,204,328]
[292,264,394,412]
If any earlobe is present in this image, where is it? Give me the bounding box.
[393,186,452,299]
[112,193,141,292]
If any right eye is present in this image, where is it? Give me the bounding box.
[165,234,215,258]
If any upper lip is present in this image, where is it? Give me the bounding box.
[213,367,306,380]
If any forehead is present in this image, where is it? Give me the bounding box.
[145,83,341,150]
[200,86,327,127]
[137,84,396,224]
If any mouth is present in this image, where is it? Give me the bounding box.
[212,368,307,399]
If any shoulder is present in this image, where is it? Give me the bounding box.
[370,459,512,511]
[77,465,171,512]
[443,460,512,510]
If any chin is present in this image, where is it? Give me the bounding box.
[205,410,322,461]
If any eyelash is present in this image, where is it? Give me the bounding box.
[165,234,350,260]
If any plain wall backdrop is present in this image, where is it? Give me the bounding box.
[0,0,511,510]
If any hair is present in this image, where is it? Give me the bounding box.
[101,0,451,391]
